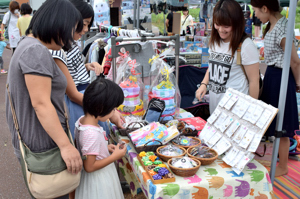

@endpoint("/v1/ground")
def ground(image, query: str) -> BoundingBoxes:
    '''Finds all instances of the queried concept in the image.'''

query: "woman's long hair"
[209,0,247,57]
[251,0,281,38]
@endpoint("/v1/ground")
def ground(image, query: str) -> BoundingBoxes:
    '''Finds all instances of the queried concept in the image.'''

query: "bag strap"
[6,84,21,140]
[6,83,73,145]
[6,12,11,29]
[237,42,249,82]
[182,15,190,26]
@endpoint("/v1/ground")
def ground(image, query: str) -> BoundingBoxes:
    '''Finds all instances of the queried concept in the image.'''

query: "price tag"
[225,121,240,138]
[233,125,248,143]
[207,108,221,124]
[218,92,232,107]
[232,98,250,118]
[256,109,272,129]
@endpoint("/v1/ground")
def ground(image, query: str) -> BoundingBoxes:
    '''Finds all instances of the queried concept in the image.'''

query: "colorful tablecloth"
[116,135,274,199]
[110,109,274,199]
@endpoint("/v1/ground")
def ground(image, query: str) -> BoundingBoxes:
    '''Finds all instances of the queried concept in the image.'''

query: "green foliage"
[151,6,300,35]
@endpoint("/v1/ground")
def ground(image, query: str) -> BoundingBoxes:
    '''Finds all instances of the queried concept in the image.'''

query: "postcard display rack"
[200,88,278,174]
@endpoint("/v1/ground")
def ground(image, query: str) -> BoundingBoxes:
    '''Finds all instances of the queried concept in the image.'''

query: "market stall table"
[109,120,274,199]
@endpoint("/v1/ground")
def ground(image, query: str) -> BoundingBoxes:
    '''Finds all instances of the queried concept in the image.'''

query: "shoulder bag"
[6,84,81,199]
[237,42,263,97]
[4,12,11,40]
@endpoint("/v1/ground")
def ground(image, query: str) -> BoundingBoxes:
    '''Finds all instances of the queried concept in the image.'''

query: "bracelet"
[201,82,207,87]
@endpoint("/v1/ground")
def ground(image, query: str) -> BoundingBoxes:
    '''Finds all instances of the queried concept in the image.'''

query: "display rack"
[109,33,180,85]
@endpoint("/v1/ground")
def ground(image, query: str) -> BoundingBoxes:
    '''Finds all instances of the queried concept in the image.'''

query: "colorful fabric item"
[180,117,207,131]
[135,126,168,147]
[117,100,144,116]
[123,96,140,106]
[152,87,176,98]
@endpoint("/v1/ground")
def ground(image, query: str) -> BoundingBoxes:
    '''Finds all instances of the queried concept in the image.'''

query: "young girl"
[75,77,126,199]
[196,0,260,113]
[251,0,300,177]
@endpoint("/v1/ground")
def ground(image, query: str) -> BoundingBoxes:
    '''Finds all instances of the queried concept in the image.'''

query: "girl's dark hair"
[20,3,32,15]
[25,0,83,51]
[209,0,247,57]
[83,77,124,118]
[69,0,94,32]
[9,1,20,13]
[251,0,280,38]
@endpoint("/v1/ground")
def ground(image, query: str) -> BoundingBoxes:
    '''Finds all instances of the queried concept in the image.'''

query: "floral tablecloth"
[110,109,274,199]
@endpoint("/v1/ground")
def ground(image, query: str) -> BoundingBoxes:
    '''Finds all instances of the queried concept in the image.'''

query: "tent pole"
[270,0,297,184]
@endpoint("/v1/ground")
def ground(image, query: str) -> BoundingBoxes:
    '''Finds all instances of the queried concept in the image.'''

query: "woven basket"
[172,137,201,149]
[156,146,187,162]
[128,135,163,154]
[167,158,201,177]
[119,121,148,136]
[187,146,218,165]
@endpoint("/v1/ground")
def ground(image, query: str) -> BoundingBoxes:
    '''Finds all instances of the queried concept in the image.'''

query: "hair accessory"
[153,167,161,172]
[149,155,158,162]
[158,164,167,168]
[158,167,169,176]
[144,161,153,166]
[139,151,146,157]
[153,160,163,165]
[153,174,162,180]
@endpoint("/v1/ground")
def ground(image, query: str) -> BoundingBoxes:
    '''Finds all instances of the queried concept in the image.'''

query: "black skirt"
[260,65,298,137]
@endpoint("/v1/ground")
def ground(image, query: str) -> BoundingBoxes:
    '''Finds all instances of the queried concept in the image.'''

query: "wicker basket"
[167,158,201,177]
[119,121,148,136]
[187,146,218,165]
[172,137,201,149]
[128,135,163,154]
[156,146,187,162]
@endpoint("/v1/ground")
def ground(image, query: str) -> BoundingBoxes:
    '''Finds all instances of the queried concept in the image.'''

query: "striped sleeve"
[66,44,90,86]
[50,49,68,66]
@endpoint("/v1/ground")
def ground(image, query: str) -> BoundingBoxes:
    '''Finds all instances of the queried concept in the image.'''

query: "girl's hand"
[108,144,116,153]
[85,62,103,75]
[196,84,207,101]
[112,143,127,160]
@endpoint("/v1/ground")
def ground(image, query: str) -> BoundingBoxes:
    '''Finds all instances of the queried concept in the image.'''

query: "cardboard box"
[172,12,181,34]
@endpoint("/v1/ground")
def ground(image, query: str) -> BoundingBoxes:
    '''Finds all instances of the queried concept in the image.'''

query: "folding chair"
[178,65,210,120]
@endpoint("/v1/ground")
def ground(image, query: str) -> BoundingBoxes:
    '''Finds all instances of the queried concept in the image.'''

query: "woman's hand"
[60,143,83,174]
[110,110,125,129]
[85,62,103,76]
[107,144,116,153]
[196,84,207,100]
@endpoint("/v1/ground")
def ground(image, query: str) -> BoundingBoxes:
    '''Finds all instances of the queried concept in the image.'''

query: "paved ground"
[0,49,31,198]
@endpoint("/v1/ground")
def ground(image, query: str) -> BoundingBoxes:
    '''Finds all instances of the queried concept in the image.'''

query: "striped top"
[50,44,90,86]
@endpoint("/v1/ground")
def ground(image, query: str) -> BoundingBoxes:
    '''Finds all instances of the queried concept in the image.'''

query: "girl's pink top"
[75,116,110,160]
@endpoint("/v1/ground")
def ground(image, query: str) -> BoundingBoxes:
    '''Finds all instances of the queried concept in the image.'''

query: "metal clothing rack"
[109,33,180,85]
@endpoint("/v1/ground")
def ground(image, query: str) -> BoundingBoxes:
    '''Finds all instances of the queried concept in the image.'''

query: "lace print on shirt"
[208,52,234,94]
